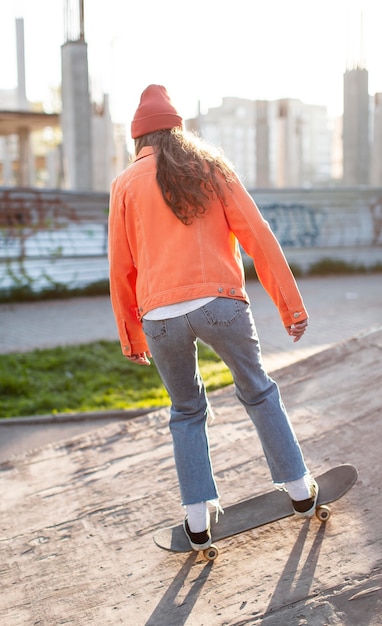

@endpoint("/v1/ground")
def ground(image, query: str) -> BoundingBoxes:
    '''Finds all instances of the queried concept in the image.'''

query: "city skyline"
[1,0,382,131]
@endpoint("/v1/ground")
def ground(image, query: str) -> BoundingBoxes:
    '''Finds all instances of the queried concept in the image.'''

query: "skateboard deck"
[153,464,358,558]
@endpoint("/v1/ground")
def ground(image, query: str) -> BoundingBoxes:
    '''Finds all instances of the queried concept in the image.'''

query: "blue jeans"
[142,298,308,505]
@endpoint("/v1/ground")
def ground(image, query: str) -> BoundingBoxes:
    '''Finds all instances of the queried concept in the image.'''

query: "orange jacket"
[108,147,308,356]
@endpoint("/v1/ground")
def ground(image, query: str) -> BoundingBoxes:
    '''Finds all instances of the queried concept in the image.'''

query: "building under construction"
[0,1,127,192]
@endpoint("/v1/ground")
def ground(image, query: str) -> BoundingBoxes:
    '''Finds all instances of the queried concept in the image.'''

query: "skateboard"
[153,464,358,561]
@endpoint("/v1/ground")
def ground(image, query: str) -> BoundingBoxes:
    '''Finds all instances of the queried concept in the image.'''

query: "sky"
[0,0,381,131]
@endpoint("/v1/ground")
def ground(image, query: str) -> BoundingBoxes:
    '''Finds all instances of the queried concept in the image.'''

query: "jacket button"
[218,287,224,293]
[230,288,236,295]
[293,312,301,318]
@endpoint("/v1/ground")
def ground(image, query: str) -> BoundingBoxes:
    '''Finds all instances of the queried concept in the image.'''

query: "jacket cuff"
[282,307,309,327]
[118,320,149,356]
[121,338,149,356]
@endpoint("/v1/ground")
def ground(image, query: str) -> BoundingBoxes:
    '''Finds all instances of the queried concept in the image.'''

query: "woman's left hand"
[287,319,308,343]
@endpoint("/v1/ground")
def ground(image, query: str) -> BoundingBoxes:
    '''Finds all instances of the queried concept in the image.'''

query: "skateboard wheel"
[316,505,331,522]
[203,544,219,561]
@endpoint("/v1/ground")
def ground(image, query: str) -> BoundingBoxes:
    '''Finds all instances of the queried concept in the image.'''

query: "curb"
[0,406,164,426]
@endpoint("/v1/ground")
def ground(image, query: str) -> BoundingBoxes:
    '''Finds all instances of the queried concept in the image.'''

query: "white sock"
[185,502,209,532]
[285,475,311,501]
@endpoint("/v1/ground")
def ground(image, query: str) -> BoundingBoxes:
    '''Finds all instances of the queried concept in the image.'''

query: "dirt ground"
[0,326,381,625]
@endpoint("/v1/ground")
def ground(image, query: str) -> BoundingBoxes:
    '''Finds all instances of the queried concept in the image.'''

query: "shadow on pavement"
[145,552,214,626]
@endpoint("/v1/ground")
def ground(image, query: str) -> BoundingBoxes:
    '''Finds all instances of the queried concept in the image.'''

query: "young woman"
[108,85,318,551]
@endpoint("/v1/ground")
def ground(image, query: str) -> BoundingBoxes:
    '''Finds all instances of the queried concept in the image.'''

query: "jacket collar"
[134,146,155,162]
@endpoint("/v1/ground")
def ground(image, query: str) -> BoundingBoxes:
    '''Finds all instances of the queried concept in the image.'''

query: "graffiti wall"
[0,187,109,294]
[252,188,382,249]
[0,186,381,296]
[248,188,382,271]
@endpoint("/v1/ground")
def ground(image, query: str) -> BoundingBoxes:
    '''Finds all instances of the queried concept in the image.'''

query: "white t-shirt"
[143,297,216,320]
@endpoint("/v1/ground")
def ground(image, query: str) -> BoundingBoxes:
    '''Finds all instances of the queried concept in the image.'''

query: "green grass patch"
[0,279,110,304]
[0,340,233,419]
[308,258,382,276]
[244,258,382,279]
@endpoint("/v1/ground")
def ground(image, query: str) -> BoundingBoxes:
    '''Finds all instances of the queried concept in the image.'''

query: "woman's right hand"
[287,319,308,343]
[125,352,152,366]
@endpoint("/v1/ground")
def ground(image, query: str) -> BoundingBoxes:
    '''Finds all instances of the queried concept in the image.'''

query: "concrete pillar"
[256,101,270,188]
[16,18,28,109]
[18,127,31,186]
[370,93,382,186]
[343,68,370,185]
[1,137,13,185]
[61,40,93,190]
[92,94,115,191]
[15,18,32,187]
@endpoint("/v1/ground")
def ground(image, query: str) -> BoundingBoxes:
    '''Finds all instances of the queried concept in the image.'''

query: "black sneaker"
[292,478,319,517]
[183,517,212,551]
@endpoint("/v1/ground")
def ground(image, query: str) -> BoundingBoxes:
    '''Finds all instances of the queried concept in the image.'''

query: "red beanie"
[131,85,183,139]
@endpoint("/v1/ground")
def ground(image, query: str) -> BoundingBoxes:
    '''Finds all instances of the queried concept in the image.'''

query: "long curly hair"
[134,128,235,225]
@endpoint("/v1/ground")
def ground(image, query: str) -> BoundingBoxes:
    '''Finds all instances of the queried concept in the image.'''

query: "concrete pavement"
[0,318,381,624]
[1,273,381,363]
[1,274,382,624]
[0,274,381,460]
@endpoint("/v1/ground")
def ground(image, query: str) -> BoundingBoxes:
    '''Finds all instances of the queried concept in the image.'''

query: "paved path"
[1,325,381,625]
[1,275,381,371]
[1,274,381,459]
[1,275,382,624]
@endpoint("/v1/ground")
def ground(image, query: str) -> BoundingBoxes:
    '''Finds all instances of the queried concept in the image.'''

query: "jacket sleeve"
[108,179,149,356]
[223,175,308,327]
